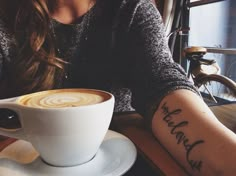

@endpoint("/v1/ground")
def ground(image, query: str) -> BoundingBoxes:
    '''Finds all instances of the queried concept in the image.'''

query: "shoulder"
[99,0,157,17]
[113,0,156,8]
[118,0,157,13]
[109,0,161,32]
[112,0,157,16]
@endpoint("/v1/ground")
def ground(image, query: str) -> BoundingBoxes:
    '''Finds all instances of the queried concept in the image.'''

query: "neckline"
[51,17,83,28]
[50,1,98,27]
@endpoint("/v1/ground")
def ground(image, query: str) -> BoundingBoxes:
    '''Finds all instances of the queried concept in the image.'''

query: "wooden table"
[210,103,236,133]
[0,103,235,176]
[111,113,189,176]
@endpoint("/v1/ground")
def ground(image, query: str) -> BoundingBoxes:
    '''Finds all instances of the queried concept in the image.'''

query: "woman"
[0,0,236,175]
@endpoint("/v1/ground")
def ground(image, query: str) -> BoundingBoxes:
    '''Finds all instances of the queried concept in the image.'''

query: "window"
[187,0,236,81]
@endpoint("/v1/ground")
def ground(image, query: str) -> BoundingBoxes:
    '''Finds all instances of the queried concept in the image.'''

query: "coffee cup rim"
[15,88,114,110]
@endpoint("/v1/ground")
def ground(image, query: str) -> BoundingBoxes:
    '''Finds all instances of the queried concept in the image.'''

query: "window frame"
[184,0,236,55]
[189,0,225,7]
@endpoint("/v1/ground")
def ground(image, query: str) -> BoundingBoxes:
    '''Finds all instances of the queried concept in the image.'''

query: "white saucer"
[0,130,137,176]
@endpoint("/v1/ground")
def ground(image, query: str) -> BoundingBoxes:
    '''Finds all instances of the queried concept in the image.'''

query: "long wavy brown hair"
[0,0,64,98]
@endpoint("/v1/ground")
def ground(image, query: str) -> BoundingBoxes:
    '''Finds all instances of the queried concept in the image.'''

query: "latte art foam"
[19,90,107,108]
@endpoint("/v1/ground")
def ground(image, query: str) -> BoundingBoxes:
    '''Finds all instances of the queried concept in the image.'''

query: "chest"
[55,23,115,89]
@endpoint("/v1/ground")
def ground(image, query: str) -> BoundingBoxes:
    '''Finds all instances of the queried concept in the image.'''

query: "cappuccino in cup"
[17,89,110,108]
[0,88,115,167]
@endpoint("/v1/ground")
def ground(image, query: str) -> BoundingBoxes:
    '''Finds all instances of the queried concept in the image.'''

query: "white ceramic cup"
[0,88,115,167]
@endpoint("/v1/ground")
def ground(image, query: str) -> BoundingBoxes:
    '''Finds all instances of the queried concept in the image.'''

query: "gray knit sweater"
[0,0,198,125]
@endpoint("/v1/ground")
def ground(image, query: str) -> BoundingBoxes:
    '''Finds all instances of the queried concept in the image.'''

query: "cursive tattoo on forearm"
[161,102,204,171]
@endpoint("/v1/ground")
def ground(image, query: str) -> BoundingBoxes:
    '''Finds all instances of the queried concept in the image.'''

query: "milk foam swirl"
[20,91,106,108]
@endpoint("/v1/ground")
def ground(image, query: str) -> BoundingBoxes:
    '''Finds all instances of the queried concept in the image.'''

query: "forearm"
[152,89,236,176]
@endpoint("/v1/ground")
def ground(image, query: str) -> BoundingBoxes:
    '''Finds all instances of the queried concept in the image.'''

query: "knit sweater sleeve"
[0,48,3,80]
[116,0,199,126]
[0,18,6,80]
[0,16,17,88]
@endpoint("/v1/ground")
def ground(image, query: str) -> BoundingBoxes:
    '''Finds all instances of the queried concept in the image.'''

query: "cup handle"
[0,103,26,140]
